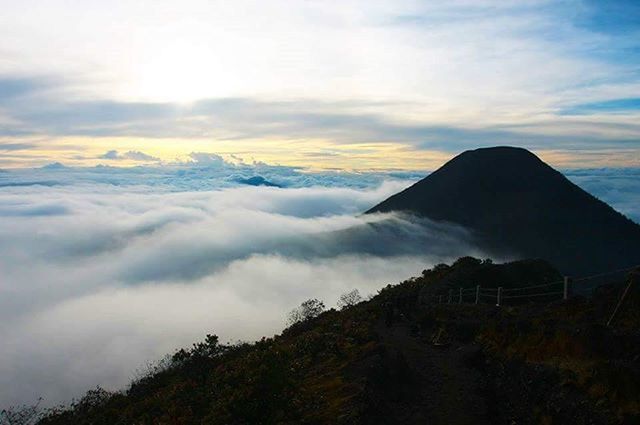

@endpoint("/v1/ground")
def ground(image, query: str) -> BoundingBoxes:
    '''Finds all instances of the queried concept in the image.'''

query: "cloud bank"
[98,150,160,162]
[0,154,427,192]
[565,167,640,223]
[0,162,637,408]
[0,171,485,408]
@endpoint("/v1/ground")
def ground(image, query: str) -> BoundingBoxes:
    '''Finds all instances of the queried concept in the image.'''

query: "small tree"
[287,299,325,325]
[337,289,363,310]
[191,334,223,358]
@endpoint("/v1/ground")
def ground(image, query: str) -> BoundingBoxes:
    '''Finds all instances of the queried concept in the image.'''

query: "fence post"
[448,289,452,304]
[497,287,502,307]
[459,288,463,304]
[475,285,480,304]
[563,276,572,300]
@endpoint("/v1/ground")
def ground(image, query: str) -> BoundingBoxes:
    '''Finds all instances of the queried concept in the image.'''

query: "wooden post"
[563,276,572,300]
[459,288,463,304]
[475,285,480,304]
[448,289,452,304]
[497,286,503,307]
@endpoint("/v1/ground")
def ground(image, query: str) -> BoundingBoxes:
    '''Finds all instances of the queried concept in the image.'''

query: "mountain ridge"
[34,258,640,424]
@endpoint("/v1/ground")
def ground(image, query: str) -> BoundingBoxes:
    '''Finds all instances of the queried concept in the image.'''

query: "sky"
[1,0,640,411]
[0,0,639,169]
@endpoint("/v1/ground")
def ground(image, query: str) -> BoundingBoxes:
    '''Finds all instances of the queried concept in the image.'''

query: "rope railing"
[572,265,636,282]
[502,280,563,292]
[502,291,563,299]
[426,264,639,307]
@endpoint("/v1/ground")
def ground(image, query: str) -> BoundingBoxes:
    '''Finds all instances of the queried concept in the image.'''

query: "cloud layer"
[565,167,640,223]
[1,1,639,168]
[0,160,638,408]
[0,170,485,408]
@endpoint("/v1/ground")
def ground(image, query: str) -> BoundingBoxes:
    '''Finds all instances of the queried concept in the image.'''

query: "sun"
[133,43,211,103]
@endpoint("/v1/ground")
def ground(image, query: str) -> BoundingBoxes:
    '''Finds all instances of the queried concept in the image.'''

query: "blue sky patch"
[561,98,640,115]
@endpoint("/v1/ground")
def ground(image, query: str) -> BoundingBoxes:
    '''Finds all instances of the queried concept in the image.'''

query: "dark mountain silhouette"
[367,146,640,276]
[234,175,281,187]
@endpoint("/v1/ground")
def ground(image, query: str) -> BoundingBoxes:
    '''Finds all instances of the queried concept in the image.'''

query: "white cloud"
[0,156,426,191]
[0,254,440,407]
[0,177,483,407]
[98,150,160,162]
[1,0,638,162]
[566,167,640,223]
[188,152,227,167]
[0,160,637,407]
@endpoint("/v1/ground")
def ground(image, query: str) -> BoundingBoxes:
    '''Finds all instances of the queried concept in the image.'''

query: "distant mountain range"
[234,175,281,187]
[367,146,640,276]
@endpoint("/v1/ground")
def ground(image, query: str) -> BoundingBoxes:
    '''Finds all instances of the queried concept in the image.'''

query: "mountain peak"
[367,147,640,275]
[458,145,539,158]
[451,146,544,169]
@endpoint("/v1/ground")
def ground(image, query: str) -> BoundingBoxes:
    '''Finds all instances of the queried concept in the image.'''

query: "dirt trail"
[375,321,491,425]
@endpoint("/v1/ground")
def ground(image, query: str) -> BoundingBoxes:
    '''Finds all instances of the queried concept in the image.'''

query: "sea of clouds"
[564,168,640,224]
[0,158,638,408]
[0,158,481,408]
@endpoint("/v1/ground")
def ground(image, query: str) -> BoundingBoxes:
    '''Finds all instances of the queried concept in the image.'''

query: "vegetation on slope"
[6,257,637,424]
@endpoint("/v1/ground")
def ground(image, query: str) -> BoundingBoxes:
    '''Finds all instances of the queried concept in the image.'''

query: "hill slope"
[34,258,640,424]
[367,146,640,275]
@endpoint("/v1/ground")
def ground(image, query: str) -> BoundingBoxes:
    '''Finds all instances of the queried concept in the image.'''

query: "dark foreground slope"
[36,258,640,425]
[367,147,640,276]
